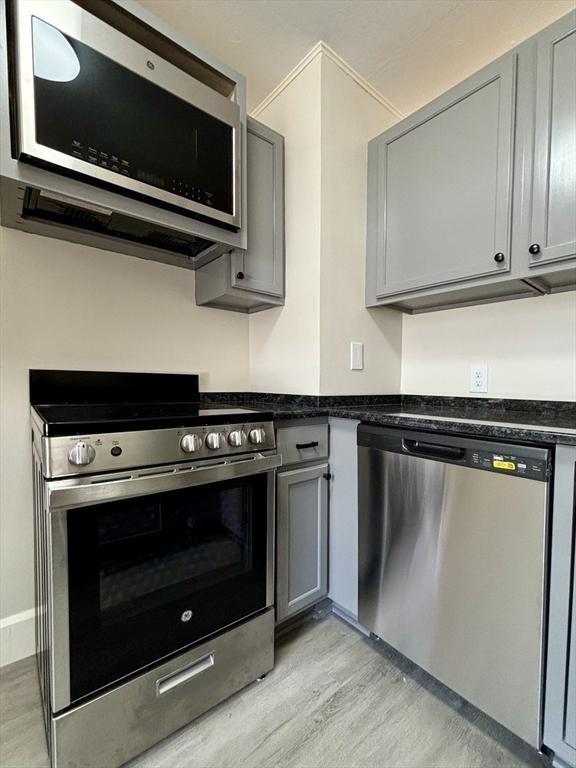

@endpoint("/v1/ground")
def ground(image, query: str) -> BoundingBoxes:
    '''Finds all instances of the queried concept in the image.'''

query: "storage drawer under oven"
[276,423,329,466]
[51,609,274,768]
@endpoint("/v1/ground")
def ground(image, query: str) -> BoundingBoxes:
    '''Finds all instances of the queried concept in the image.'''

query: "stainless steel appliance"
[358,425,550,748]
[9,0,241,229]
[31,370,279,768]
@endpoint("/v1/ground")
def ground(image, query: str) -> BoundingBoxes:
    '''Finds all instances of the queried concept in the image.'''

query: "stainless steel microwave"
[10,0,241,229]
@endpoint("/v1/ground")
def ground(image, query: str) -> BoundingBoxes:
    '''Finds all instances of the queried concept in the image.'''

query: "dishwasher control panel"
[470,450,548,480]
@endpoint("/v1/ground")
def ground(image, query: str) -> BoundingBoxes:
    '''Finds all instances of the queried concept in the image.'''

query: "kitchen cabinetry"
[524,14,576,278]
[195,118,285,312]
[368,53,516,298]
[366,10,576,313]
[328,418,360,620]
[275,422,329,623]
[545,444,576,768]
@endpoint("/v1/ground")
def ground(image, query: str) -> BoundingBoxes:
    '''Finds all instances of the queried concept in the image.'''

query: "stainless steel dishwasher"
[358,425,551,748]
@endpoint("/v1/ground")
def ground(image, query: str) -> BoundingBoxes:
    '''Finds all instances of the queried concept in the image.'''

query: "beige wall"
[249,48,403,395]
[248,56,323,394]
[319,55,402,395]
[0,227,249,622]
[401,292,576,400]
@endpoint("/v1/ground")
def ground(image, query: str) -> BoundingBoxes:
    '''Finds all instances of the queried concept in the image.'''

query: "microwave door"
[14,1,241,228]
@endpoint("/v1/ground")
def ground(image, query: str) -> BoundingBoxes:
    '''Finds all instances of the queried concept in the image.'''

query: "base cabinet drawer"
[276,464,329,622]
[276,423,329,467]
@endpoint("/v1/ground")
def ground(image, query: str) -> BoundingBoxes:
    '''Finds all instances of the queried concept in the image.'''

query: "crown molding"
[251,40,405,120]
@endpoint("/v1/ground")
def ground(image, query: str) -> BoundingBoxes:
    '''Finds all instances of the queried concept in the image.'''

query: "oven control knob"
[228,429,247,448]
[180,433,202,453]
[206,432,224,450]
[68,441,96,466]
[249,428,266,445]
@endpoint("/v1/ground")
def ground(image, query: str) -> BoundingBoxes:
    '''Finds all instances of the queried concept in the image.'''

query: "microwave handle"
[47,452,282,510]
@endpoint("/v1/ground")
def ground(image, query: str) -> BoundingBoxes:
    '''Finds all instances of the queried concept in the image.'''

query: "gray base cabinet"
[366,10,576,313]
[327,418,360,619]
[195,118,285,312]
[276,463,329,622]
[544,445,576,768]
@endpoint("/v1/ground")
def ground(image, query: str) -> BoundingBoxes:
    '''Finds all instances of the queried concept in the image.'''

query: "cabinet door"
[231,118,284,297]
[566,550,576,751]
[529,13,576,268]
[369,53,516,298]
[276,464,328,622]
[544,445,576,767]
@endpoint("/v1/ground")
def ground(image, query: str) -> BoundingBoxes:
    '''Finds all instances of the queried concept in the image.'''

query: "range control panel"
[470,450,549,480]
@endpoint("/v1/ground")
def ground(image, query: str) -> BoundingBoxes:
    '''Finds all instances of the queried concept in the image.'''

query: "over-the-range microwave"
[8,0,241,230]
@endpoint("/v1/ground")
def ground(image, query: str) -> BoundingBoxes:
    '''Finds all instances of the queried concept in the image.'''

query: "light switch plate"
[350,342,364,370]
[469,364,488,393]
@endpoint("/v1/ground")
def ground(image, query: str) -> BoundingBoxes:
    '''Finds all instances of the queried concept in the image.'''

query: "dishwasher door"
[358,426,550,748]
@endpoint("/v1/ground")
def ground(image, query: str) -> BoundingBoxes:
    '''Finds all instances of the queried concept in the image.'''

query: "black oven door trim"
[46,452,279,712]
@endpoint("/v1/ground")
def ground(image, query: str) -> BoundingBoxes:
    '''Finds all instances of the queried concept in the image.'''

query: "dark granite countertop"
[200,393,576,446]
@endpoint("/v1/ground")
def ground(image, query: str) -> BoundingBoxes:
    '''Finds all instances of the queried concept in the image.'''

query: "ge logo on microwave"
[181,609,193,623]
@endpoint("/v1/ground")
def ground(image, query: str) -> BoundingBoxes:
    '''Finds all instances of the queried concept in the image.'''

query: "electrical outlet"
[469,364,488,393]
[350,342,364,370]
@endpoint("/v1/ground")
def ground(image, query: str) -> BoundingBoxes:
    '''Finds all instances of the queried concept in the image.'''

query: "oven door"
[46,453,278,711]
[12,0,241,227]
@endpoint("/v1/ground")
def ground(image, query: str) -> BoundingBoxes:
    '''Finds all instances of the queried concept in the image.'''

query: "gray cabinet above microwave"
[0,0,247,270]
[366,11,576,313]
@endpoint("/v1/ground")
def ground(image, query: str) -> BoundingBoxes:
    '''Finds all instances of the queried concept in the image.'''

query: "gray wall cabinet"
[544,445,576,768]
[368,53,516,298]
[366,10,576,313]
[525,15,576,275]
[276,463,329,623]
[195,118,285,312]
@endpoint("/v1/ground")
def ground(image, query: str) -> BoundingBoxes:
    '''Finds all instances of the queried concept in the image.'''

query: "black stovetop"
[29,370,272,436]
[32,403,273,436]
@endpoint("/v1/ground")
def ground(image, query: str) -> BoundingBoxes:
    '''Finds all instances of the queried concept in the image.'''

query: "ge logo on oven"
[181,609,193,622]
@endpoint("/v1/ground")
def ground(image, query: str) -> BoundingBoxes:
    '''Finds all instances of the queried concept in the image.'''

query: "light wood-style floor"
[0,614,549,768]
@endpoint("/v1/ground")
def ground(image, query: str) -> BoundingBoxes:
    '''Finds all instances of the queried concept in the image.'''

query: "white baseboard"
[0,608,35,667]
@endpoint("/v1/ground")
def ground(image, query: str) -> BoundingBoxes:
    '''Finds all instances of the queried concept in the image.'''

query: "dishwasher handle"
[402,438,466,462]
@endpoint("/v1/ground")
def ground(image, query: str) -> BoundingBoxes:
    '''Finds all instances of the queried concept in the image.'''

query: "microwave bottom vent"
[21,187,217,262]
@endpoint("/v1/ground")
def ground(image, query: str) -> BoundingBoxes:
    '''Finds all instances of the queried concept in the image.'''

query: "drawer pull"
[296,441,319,450]
[156,652,215,696]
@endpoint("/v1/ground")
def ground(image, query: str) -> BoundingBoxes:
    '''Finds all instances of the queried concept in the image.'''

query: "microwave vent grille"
[20,188,216,262]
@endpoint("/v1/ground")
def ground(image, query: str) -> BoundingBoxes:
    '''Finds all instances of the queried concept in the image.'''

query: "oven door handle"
[47,452,282,510]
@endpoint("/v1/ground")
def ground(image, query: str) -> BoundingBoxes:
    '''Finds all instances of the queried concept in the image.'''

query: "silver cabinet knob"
[68,441,96,466]
[228,429,247,448]
[180,433,202,453]
[249,428,266,445]
[206,432,224,450]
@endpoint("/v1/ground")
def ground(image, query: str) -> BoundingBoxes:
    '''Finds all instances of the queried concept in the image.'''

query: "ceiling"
[140,0,574,116]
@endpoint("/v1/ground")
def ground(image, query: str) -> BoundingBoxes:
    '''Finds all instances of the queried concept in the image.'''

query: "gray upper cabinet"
[367,10,576,313]
[195,118,285,312]
[368,53,516,300]
[528,14,576,270]
[276,463,329,623]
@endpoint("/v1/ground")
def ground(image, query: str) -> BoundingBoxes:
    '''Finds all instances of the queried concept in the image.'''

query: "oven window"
[67,474,268,703]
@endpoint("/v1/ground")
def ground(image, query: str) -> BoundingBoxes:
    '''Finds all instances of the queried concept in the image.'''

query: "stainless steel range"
[30,370,280,768]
